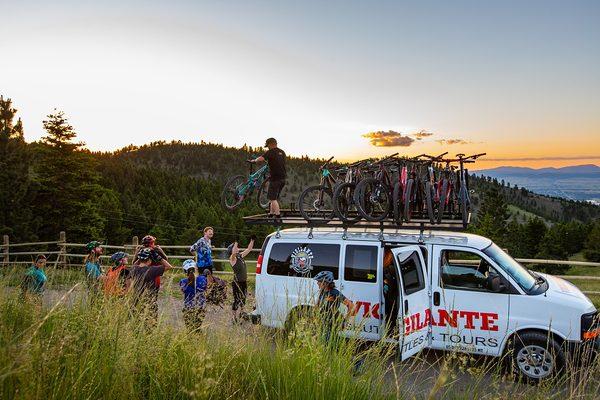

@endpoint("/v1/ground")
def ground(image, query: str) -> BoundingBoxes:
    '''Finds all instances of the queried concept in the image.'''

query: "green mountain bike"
[221,160,270,211]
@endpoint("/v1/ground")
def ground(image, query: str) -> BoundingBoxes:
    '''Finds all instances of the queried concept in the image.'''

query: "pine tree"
[474,186,509,246]
[32,110,105,241]
[0,96,33,240]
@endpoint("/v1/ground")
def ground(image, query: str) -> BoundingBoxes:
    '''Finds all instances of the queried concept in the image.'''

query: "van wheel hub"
[517,345,553,379]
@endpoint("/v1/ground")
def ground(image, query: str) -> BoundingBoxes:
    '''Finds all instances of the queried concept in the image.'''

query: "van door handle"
[404,300,408,314]
[433,292,440,306]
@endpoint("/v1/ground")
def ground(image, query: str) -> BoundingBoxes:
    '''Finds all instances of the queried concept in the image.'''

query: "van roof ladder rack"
[243,210,469,232]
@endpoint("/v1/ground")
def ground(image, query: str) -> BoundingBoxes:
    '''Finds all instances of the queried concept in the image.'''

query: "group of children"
[20,226,351,342]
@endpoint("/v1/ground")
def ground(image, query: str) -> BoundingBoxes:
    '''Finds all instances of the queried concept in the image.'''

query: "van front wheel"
[511,331,565,383]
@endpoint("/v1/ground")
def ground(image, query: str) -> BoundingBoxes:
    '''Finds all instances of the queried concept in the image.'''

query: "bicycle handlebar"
[320,156,335,169]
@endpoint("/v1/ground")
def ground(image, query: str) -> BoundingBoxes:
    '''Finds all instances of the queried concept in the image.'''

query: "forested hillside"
[1,96,599,268]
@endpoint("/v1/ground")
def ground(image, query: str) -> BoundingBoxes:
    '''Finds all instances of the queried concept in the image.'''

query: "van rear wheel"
[511,331,565,383]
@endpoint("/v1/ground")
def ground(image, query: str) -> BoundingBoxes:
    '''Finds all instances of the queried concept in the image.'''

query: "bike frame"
[237,163,269,198]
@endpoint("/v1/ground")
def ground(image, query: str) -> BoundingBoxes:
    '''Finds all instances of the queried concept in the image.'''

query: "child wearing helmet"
[104,252,130,296]
[313,271,353,342]
[84,241,104,295]
[133,235,168,292]
[21,254,47,305]
[179,259,208,331]
[130,247,174,325]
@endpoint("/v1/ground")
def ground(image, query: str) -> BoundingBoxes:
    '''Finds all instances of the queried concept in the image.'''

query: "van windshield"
[483,243,537,292]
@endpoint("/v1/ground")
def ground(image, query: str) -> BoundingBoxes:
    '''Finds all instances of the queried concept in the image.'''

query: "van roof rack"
[243,209,469,234]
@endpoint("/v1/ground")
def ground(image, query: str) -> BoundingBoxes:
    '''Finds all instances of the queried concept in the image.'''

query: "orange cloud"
[362,130,415,147]
[436,138,471,145]
[413,130,434,140]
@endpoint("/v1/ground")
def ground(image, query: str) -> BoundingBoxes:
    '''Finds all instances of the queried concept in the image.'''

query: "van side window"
[344,245,377,283]
[266,243,340,278]
[440,250,503,293]
[398,252,425,295]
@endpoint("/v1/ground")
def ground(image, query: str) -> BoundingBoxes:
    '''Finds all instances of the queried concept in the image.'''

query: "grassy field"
[2,265,600,399]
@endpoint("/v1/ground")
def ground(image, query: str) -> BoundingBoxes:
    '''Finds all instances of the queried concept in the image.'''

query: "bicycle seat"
[456,153,465,158]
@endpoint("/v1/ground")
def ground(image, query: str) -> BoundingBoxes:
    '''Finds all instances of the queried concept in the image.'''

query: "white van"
[251,227,599,382]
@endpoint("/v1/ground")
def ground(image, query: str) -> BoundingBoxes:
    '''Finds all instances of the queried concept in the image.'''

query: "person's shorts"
[231,280,247,311]
[267,179,285,201]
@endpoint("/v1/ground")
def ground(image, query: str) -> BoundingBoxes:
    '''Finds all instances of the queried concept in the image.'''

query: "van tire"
[510,331,565,384]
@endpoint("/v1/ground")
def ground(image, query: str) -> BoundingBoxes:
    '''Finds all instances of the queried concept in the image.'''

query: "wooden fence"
[2,232,600,291]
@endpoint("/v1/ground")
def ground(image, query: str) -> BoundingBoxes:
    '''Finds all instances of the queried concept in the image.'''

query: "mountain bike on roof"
[332,159,370,223]
[298,156,342,222]
[397,152,447,224]
[353,153,399,222]
[454,152,486,227]
[221,159,270,211]
[436,153,485,226]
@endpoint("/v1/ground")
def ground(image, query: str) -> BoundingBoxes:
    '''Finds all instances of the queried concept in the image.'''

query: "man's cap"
[227,243,236,256]
[264,137,277,147]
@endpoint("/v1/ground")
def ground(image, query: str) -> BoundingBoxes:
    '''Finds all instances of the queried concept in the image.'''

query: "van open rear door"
[392,246,430,361]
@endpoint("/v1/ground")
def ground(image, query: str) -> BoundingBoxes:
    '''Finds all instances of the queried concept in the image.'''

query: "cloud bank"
[362,130,415,147]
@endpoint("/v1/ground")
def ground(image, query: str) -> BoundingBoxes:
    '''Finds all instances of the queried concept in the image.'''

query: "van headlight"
[581,312,600,341]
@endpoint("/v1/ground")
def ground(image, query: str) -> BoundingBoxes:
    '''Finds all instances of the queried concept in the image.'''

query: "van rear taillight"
[256,254,264,274]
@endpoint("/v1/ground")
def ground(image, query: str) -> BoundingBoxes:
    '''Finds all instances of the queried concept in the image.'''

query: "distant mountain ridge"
[475,164,600,203]
[477,164,600,178]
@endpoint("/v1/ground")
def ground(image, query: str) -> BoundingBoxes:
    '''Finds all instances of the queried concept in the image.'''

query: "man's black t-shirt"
[263,148,286,180]
[131,265,165,299]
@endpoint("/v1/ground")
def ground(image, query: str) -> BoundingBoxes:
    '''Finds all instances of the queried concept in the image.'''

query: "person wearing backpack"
[104,251,131,296]
[130,248,173,326]
[179,259,207,331]
[84,241,104,296]
[133,235,168,292]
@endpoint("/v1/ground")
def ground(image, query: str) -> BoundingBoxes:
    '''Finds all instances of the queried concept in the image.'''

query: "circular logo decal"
[290,246,314,274]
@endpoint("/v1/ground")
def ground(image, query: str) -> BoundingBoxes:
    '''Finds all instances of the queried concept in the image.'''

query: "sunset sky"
[1,0,598,168]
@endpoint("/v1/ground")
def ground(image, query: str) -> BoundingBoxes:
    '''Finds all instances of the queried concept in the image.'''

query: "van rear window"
[266,243,340,278]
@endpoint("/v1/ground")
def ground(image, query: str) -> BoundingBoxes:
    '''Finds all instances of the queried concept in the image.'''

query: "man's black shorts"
[267,179,285,201]
[232,281,247,311]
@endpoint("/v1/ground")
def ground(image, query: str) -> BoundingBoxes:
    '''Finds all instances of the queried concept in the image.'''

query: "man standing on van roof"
[250,138,286,222]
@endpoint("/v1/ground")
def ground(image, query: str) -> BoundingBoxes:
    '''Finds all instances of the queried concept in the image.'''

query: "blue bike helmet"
[313,271,334,284]
[110,251,128,266]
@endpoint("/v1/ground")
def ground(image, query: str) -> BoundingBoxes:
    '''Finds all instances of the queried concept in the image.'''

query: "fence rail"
[2,232,600,293]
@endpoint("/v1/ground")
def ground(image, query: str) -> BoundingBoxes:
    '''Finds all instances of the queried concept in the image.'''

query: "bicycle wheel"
[257,178,270,210]
[403,179,414,222]
[460,185,469,228]
[298,185,334,222]
[221,175,247,210]
[354,178,391,222]
[392,182,403,226]
[425,181,435,224]
[333,182,361,223]
[437,179,449,224]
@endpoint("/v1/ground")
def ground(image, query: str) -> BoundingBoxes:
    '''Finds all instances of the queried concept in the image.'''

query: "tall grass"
[0,275,392,400]
[1,267,599,399]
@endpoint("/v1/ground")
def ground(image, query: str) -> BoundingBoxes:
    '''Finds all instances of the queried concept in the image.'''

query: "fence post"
[131,236,139,255]
[58,231,66,268]
[2,235,8,265]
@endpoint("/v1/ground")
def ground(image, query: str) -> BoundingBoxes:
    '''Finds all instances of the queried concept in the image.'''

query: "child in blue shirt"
[179,259,207,331]
[21,254,48,303]
[84,241,104,295]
